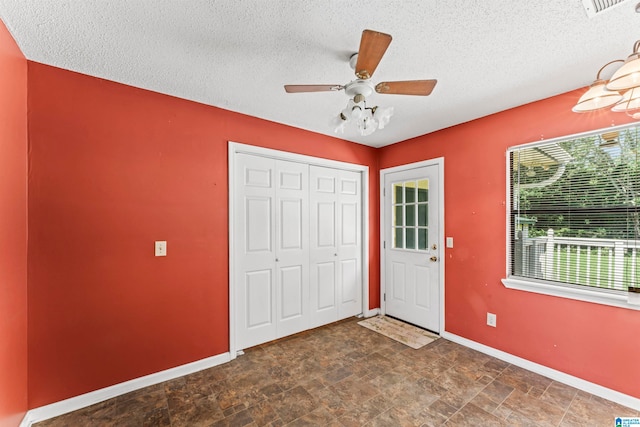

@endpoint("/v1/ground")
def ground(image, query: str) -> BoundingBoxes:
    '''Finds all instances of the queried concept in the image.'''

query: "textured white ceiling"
[0,1,639,147]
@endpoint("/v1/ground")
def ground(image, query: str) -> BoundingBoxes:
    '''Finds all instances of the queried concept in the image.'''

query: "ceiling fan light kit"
[573,40,640,119]
[284,29,437,136]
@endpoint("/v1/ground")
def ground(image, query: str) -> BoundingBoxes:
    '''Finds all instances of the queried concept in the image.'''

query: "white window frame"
[502,123,640,311]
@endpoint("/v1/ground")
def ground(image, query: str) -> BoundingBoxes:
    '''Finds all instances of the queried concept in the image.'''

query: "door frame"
[228,141,370,358]
[380,158,445,333]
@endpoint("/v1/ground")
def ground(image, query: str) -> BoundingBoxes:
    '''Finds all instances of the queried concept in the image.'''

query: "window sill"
[501,277,640,311]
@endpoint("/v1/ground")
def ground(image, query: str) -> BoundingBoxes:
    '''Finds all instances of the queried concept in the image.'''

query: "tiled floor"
[36,317,638,426]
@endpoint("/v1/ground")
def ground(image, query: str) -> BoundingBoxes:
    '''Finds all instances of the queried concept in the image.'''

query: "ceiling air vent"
[581,0,630,17]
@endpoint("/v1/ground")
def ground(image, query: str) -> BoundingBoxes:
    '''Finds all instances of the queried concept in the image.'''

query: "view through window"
[508,125,640,293]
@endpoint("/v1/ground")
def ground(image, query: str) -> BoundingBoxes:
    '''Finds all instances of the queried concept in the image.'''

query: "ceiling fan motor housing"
[344,79,374,98]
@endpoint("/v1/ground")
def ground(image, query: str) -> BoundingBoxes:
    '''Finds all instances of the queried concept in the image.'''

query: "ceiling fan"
[284,29,438,136]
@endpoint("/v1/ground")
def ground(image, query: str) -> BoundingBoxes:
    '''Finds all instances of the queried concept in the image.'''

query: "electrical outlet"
[487,312,497,327]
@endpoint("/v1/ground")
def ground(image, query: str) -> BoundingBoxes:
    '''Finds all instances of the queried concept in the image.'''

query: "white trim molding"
[23,352,231,426]
[363,308,380,318]
[502,277,640,311]
[441,331,640,412]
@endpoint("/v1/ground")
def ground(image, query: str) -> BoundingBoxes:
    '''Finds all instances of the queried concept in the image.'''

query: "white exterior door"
[383,164,441,332]
[309,166,362,328]
[235,154,309,349]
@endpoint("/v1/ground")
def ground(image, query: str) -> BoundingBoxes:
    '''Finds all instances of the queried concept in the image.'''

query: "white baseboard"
[441,331,640,411]
[23,352,231,426]
[19,412,33,427]
[363,308,380,318]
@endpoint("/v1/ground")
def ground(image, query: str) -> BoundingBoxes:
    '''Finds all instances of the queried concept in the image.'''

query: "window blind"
[508,125,640,292]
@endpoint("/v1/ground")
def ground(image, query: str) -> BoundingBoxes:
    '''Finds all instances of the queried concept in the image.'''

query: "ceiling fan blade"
[375,79,438,96]
[355,30,392,80]
[284,84,343,93]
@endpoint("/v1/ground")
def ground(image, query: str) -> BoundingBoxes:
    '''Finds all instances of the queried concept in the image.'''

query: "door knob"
[430,256,438,262]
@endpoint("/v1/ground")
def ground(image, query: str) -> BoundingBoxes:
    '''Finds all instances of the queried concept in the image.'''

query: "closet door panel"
[275,160,309,338]
[309,167,339,328]
[337,170,362,319]
[236,154,277,349]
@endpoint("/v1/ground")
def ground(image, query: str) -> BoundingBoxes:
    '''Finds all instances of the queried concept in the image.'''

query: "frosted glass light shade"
[611,87,640,112]
[572,80,622,112]
[606,55,640,91]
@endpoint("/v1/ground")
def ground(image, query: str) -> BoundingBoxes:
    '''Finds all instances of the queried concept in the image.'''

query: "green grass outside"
[551,247,639,290]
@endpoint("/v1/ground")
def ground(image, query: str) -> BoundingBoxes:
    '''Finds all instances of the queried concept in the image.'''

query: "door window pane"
[418,228,428,250]
[393,183,403,204]
[405,204,415,226]
[418,179,429,202]
[405,181,416,203]
[394,205,403,226]
[405,228,416,249]
[418,204,428,226]
[394,227,403,248]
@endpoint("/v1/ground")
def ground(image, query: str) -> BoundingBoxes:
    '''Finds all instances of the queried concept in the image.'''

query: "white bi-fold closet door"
[309,165,362,329]
[234,152,362,350]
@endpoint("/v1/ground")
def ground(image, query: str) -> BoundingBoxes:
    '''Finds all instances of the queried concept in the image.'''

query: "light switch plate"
[487,312,497,327]
[155,241,167,257]
[446,237,454,248]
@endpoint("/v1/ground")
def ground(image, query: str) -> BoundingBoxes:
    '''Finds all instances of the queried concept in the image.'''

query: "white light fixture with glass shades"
[573,41,640,119]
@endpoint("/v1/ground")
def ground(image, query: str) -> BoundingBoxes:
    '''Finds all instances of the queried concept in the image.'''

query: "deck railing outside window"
[515,228,640,291]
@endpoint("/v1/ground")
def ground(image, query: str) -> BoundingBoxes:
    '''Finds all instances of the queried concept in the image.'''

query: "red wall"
[379,92,640,398]
[0,19,28,427]
[25,57,640,408]
[26,62,379,407]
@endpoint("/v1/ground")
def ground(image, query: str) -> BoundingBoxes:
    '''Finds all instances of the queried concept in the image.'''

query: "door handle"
[430,256,438,262]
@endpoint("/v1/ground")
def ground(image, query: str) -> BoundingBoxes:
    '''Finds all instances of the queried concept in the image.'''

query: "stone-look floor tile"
[336,394,391,427]
[480,380,514,405]
[445,403,506,426]
[492,403,512,420]
[564,392,638,425]
[483,358,510,377]
[311,384,354,418]
[285,407,337,426]
[268,385,319,424]
[469,392,501,414]
[368,406,423,427]
[504,409,543,426]
[246,400,279,426]
[366,369,407,389]
[168,393,225,427]
[419,357,456,380]
[539,380,578,411]
[435,368,486,409]
[329,376,379,407]
[386,378,441,410]
[32,317,639,427]
[209,408,255,427]
[142,406,171,427]
[496,365,553,395]
[117,383,167,416]
[320,365,353,385]
[427,398,458,422]
[501,388,564,427]
[43,400,119,427]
